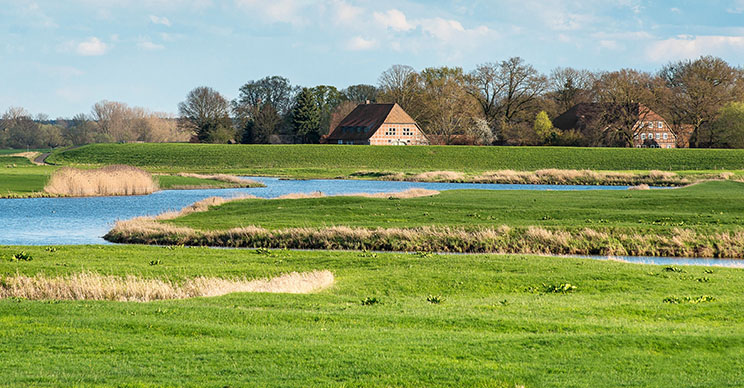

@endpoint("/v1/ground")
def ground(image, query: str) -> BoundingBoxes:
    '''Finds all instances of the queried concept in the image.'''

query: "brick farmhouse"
[553,103,690,148]
[324,103,429,145]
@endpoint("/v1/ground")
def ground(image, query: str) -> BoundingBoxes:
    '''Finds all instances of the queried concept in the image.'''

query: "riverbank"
[105,181,744,258]
[1,244,742,386]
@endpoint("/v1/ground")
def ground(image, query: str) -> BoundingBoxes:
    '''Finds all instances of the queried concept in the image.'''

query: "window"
[648,133,653,139]
[385,127,396,136]
[663,133,668,140]
[641,134,646,140]
[338,140,343,144]
[402,128,413,136]
[667,145,672,149]
[648,121,654,128]
[658,122,664,129]
[656,133,661,139]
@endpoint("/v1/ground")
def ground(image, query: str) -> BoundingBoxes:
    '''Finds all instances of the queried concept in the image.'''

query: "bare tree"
[418,67,480,145]
[178,87,234,143]
[549,67,595,112]
[377,65,420,114]
[592,69,655,146]
[467,58,548,142]
[657,56,744,147]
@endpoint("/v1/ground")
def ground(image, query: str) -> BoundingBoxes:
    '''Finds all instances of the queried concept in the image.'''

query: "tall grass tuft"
[0,270,334,302]
[44,165,159,197]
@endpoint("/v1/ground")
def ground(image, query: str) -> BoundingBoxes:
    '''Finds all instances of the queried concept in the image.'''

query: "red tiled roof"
[326,103,417,141]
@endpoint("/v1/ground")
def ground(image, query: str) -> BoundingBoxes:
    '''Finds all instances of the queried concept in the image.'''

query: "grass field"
[0,245,742,387]
[167,181,744,233]
[48,143,744,176]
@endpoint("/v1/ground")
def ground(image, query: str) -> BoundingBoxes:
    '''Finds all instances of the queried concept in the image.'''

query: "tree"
[342,84,378,103]
[658,56,744,147]
[91,100,136,142]
[467,58,548,143]
[378,65,420,113]
[308,85,345,135]
[417,67,481,145]
[291,88,322,143]
[549,67,594,113]
[592,69,655,146]
[534,111,556,143]
[178,87,234,143]
[242,103,282,144]
[706,102,744,148]
[63,114,97,145]
[234,76,297,117]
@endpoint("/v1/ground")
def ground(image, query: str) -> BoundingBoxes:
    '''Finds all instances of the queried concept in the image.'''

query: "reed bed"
[44,165,159,196]
[355,169,696,186]
[0,270,334,302]
[105,218,744,259]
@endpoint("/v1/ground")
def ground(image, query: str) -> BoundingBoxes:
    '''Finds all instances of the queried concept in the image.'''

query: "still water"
[0,177,642,245]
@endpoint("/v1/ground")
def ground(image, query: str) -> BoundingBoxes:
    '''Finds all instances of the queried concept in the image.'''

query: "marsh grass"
[0,270,334,302]
[171,173,263,188]
[105,221,744,258]
[44,165,158,196]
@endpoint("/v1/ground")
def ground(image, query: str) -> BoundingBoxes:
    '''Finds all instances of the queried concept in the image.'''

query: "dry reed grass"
[105,219,744,259]
[7,151,42,164]
[0,270,334,302]
[628,184,651,190]
[175,173,261,186]
[44,165,159,197]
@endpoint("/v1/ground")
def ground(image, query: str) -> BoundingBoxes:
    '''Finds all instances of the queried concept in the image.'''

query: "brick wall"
[369,123,429,145]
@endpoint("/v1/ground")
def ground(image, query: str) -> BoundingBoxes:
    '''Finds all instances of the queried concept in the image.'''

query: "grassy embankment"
[0,244,743,387]
[49,143,744,181]
[0,151,262,198]
[107,181,744,258]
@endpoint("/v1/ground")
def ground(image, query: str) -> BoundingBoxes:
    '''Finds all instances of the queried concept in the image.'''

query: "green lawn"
[0,245,742,387]
[169,181,744,234]
[48,143,744,175]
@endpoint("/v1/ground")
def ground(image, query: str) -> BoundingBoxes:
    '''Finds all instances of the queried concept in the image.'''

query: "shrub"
[663,295,716,304]
[361,297,380,306]
[426,295,444,304]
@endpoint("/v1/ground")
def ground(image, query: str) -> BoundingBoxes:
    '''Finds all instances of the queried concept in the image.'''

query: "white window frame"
[641,134,646,140]
[663,133,668,140]
[658,121,663,129]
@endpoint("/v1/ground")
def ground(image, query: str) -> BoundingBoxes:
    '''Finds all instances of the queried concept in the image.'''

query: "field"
[107,181,744,257]
[48,143,744,176]
[1,245,743,387]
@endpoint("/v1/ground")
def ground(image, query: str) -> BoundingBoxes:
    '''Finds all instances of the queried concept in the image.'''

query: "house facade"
[324,103,428,145]
[553,103,681,148]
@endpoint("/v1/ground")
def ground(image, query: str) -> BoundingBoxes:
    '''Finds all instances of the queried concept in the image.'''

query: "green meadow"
[49,143,744,175]
[1,245,743,387]
[168,181,744,233]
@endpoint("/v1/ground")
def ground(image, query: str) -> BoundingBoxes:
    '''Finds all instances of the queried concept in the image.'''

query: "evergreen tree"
[291,88,322,143]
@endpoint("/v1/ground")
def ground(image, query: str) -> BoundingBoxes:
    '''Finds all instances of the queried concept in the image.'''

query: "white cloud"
[420,17,492,43]
[347,36,377,51]
[646,35,744,62]
[76,37,108,56]
[138,40,165,50]
[373,9,414,32]
[234,0,307,25]
[332,0,362,25]
[149,15,172,26]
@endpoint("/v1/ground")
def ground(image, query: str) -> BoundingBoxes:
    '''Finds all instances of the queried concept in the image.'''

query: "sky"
[2,0,744,118]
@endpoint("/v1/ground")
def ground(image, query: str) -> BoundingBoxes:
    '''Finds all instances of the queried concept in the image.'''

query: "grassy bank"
[1,245,743,386]
[49,143,744,174]
[106,181,744,257]
[0,164,262,198]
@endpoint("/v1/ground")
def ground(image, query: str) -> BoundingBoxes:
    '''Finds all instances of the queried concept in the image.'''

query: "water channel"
[2,177,732,268]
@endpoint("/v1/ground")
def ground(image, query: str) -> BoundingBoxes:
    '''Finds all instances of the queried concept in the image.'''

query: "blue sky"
[2,0,744,117]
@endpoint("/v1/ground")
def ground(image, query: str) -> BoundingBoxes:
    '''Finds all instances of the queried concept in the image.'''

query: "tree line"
[3,55,744,149]
[0,101,188,149]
